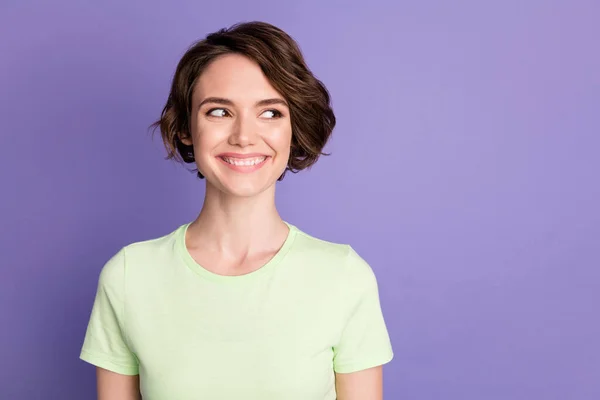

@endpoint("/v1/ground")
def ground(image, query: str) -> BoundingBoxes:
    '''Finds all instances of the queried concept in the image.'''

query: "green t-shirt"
[80,222,393,399]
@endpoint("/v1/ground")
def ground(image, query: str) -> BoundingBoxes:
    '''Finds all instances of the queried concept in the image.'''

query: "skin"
[335,366,384,400]
[97,53,383,399]
[96,368,140,400]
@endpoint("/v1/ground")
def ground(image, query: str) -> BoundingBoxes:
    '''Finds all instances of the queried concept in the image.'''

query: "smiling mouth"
[220,156,268,166]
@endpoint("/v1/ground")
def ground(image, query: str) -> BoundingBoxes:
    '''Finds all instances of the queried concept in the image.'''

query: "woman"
[80,21,393,399]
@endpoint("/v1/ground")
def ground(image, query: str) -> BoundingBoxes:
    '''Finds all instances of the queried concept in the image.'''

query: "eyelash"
[263,109,284,118]
[205,108,284,119]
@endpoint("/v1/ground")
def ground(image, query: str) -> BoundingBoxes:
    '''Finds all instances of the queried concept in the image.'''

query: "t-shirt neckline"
[177,221,298,283]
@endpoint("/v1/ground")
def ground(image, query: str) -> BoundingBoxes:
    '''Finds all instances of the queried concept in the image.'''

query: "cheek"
[266,131,292,171]
[269,127,292,175]
[269,124,293,152]
[194,123,227,154]
[190,124,221,175]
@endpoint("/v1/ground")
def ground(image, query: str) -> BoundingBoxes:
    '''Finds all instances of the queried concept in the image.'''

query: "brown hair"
[151,21,336,180]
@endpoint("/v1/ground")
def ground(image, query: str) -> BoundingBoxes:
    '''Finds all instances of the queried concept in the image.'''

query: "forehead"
[193,53,282,102]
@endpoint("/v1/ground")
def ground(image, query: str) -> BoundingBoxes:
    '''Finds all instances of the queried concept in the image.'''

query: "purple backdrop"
[1,0,599,398]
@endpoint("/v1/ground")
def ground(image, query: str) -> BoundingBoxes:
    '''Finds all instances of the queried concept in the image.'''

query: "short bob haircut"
[151,21,336,180]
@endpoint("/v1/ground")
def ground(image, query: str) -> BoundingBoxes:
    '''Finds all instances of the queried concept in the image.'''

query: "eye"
[260,109,283,119]
[207,108,230,118]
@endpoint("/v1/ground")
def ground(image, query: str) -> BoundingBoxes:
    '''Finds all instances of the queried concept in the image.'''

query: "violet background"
[1,0,599,398]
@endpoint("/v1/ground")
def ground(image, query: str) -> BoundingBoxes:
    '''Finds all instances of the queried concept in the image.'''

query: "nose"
[228,112,258,147]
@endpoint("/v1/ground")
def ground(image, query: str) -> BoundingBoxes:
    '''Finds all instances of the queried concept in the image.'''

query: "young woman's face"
[185,53,292,198]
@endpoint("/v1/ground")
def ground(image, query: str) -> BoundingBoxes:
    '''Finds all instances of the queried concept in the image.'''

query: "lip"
[217,154,271,173]
[217,152,269,159]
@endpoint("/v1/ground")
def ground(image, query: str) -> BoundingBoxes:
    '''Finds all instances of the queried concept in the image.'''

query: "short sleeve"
[333,246,394,374]
[80,248,139,375]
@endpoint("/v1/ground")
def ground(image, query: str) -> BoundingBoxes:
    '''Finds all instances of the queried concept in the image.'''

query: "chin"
[226,185,275,199]
[202,159,286,198]
[213,175,278,198]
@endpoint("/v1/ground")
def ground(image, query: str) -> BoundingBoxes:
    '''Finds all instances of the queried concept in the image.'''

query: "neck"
[188,182,287,255]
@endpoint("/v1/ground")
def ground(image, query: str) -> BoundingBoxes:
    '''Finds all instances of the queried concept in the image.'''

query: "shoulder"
[122,224,182,263]
[290,225,377,285]
[97,224,184,286]
[292,226,349,259]
[96,247,126,289]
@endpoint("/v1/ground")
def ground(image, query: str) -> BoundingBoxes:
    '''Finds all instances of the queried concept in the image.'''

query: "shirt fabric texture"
[80,222,393,399]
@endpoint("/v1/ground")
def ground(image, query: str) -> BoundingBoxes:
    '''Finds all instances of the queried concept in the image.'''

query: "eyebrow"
[198,97,289,109]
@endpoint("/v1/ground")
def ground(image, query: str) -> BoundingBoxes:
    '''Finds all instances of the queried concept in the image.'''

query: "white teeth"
[223,156,266,166]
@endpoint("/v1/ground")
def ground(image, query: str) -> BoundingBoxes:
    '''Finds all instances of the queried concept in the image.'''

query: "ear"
[179,133,193,146]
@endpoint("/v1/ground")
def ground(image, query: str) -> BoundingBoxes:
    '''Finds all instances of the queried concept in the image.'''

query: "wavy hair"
[150,21,336,180]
